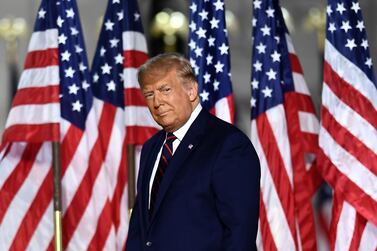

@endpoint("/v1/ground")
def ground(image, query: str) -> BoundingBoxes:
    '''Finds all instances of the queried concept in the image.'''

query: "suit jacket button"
[146,241,152,247]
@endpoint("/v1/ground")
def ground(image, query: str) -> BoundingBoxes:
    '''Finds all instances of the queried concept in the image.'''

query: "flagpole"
[127,145,136,218]
[52,142,63,251]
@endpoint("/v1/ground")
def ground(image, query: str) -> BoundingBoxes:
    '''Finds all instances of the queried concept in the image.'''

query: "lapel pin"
[188,144,193,150]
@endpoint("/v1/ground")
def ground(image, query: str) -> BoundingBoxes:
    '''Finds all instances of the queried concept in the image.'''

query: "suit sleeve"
[212,131,260,251]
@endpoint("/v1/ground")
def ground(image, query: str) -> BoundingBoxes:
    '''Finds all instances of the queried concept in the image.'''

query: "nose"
[153,91,162,108]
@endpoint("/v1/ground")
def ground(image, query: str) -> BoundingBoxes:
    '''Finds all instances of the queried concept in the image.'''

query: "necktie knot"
[166,132,176,144]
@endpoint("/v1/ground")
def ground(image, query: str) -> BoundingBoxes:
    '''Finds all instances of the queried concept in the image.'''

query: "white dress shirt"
[148,104,202,208]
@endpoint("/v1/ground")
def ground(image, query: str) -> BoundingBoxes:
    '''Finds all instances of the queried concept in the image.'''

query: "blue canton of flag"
[37,0,93,130]
[188,0,234,123]
[250,0,295,120]
[92,0,128,107]
[326,0,376,84]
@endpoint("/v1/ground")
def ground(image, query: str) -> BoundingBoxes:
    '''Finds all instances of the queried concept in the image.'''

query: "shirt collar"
[172,103,202,142]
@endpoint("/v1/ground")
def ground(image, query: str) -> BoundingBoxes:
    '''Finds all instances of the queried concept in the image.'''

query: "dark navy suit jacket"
[126,109,260,251]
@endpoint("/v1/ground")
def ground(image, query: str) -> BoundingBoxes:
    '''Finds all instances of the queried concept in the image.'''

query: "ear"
[186,82,198,102]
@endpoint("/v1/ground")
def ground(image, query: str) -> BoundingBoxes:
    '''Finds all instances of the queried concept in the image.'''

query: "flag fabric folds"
[90,0,158,249]
[318,0,377,249]
[250,0,321,250]
[188,0,234,123]
[0,0,101,249]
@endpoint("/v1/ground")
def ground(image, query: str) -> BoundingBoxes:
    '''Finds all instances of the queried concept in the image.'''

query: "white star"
[68,83,80,95]
[66,8,75,18]
[82,80,90,91]
[101,63,112,74]
[57,16,64,27]
[328,23,336,33]
[75,45,83,53]
[65,67,75,78]
[189,21,196,31]
[356,20,364,31]
[115,53,124,64]
[262,86,273,98]
[79,62,87,72]
[134,12,140,21]
[117,11,124,21]
[105,19,115,30]
[190,3,197,13]
[72,100,83,112]
[208,36,216,47]
[70,27,79,36]
[250,97,257,107]
[214,61,224,73]
[119,73,125,82]
[360,39,368,50]
[203,72,211,83]
[253,0,262,9]
[274,36,280,43]
[93,73,99,83]
[206,54,213,65]
[213,0,224,11]
[340,21,351,33]
[38,8,46,19]
[218,43,229,55]
[210,17,220,29]
[213,80,220,91]
[189,39,196,50]
[271,50,281,62]
[326,5,333,16]
[266,7,275,18]
[113,0,120,3]
[266,68,277,80]
[351,2,360,13]
[196,27,206,38]
[61,50,71,62]
[336,3,346,15]
[256,43,266,54]
[107,80,116,91]
[100,47,106,56]
[200,90,210,102]
[251,79,259,89]
[199,10,209,20]
[365,58,372,68]
[252,18,257,27]
[253,60,262,72]
[110,37,120,48]
[195,46,203,57]
[261,25,271,36]
[345,39,357,50]
[58,34,67,44]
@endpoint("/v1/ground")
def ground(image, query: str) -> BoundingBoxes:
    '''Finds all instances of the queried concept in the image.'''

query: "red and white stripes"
[318,39,377,250]
[252,34,320,251]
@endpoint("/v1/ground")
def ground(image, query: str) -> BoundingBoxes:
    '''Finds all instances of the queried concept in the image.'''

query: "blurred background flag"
[188,0,234,123]
[0,0,107,250]
[318,0,377,249]
[250,0,321,250]
[90,0,158,249]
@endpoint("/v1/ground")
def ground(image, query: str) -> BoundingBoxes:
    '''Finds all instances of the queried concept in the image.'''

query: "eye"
[144,92,154,99]
[161,87,171,94]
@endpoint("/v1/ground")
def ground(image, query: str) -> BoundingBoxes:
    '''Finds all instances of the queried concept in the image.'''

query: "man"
[126,53,260,251]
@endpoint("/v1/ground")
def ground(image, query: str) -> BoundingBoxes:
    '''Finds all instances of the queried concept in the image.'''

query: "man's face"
[141,69,197,132]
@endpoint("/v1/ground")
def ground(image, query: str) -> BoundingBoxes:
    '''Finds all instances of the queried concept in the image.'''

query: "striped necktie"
[150,132,177,215]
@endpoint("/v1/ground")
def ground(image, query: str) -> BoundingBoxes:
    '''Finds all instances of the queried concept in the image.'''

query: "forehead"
[141,69,179,90]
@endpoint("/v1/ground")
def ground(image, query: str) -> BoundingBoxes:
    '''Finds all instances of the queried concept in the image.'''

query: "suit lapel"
[149,110,209,223]
[140,131,165,227]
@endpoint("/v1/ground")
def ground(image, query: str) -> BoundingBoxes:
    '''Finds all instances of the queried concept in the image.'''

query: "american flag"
[250,0,321,250]
[188,0,234,123]
[90,0,158,249]
[0,0,103,250]
[318,0,377,249]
